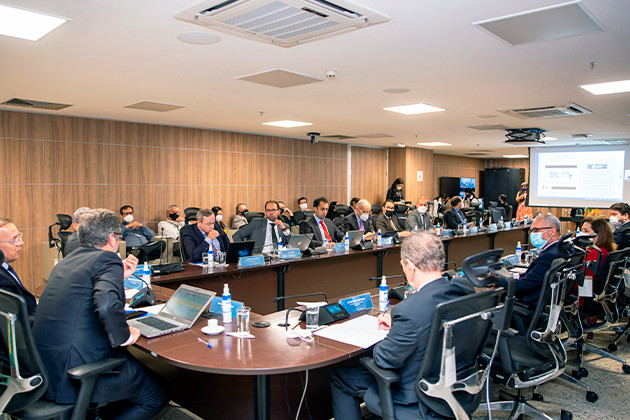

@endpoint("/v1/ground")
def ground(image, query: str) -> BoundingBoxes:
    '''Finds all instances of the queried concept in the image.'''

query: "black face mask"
[241,209,248,215]
[385,210,394,217]
[168,213,179,221]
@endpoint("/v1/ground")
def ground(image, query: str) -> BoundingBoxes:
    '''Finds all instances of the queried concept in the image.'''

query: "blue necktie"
[457,210,465,223]
[5,265,22,287]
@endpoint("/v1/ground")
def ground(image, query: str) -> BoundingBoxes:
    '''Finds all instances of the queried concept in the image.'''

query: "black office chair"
[506,205,514,220]
[332,217,344,228]
[333,204,351,218]
[47,214,72,255]
[243,211,265,223]
[183,207,200,224]
[0,289,126,419]
[394,204,409,216]
[371,204,382,216]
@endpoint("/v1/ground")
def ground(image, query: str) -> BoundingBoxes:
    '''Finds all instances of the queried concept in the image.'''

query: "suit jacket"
[499,241,562,307]
[375,213,402,234]
[232,214,248,229]
[444,208,467,230]
[32,247,148,404]
[613,221,630,250]
[341,212,374,234]
[299,216,344,247]
[232,217,290,253]
[180,223,230,262]
[366,277,470,406]
[405,209,433,231]
[0,263,37,316]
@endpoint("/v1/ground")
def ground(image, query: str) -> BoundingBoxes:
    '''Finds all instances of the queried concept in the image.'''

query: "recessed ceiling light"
[177,32,221,45]
[384,103,445,115]
[383,88,411,94]
[580,79,630,95]
[0,4,69,41]
[417,142,451,147]
[503,154,529,158]
[262,120,312,128]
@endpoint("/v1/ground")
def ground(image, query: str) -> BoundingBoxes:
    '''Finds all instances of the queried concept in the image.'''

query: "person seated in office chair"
[277,201,295,226]
[609,202,630,250]
[119,205,164,263]
[232,200,291,254]
[341,199,375,240]
[292,196,311,225]
[498,194,511,220]
[0,218,36,317]
[405,197,433,232]
[349,196,361,214]
[444,196,472,230]
[300,197,345,247]
[375,200,411,237]
[211,206,228,234]
[232,203,249,230]
[64,206,91,255]
[33,209,170,419]
[329,232,471,419]
[157,204,185,240]
[432,193,449,217]
[180,208,230,262]
[579,217,616,309]
[497,214,562,307]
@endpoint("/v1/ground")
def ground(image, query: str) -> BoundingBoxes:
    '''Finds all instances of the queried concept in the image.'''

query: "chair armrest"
[67,357,126,380]
[360,357,400,420]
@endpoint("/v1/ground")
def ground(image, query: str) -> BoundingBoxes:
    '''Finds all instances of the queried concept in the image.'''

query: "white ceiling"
[1,0,629,158]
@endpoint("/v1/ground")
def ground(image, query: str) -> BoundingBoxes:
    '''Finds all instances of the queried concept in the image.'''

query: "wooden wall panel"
[433,154,485,197]
[351,146,387,206]
[403,148,433,203]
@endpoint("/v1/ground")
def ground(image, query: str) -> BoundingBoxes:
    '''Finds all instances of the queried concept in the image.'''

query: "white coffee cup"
[208,318,219,330]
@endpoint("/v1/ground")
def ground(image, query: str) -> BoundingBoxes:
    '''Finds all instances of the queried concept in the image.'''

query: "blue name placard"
[339,293,373,313]
[333,242,347,252]
[505,221,512,229]
[124,275,144,290]
[488,223,498,232]
[209,297,244,318]
[469,226,479,235]
[441,229,452,237]
[238,255,265,268]
[279,248,302,260]
[382,237,394,245]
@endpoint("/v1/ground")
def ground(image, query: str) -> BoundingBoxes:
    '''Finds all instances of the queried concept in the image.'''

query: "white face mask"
[123,214,134,223]
[299,203,308,210]
[418,206,427,214]
[360,213,370,221]
[609,216,619,225]
[396,186,402,191]
[215,215,223,223]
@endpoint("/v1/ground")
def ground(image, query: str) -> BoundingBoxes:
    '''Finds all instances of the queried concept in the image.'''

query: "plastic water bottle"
[379,276,388,313]
[142,262,151,287]
[222,283,232,324]
[377,229,382,246]
[436,223,441,236]
[413,224,418,233]
[463,222,469,234]
[207,249,214,267]
[499,216,504,229]
[344,232,350,250]
[516,241,522,261]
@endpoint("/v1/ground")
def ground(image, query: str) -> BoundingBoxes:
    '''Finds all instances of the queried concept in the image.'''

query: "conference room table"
[151,225,529,314]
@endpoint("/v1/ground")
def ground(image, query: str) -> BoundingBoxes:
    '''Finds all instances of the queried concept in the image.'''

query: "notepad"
[313,315,388,349]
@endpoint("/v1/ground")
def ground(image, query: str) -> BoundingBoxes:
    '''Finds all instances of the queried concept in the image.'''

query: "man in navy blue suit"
[329,232,470,419]
[0,218,36,316]
[180,208,230,262]
[499,214,562,307]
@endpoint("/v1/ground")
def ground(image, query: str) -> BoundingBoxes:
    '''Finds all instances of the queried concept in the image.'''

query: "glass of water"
[216,251,227,267]
[237,306,251,336]
[202,252,210,266]
[305,306,319,330]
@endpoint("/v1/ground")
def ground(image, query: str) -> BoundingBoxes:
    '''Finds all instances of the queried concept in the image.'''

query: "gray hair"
[196,208,213,222]
[535,214,561,234]
[78,209,120,248]
[72,207,92,224]
[400,232,445,272]
[0,218,11,229]
[357,199,371,211]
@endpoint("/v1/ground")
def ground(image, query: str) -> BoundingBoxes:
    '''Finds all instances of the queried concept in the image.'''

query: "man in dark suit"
[375,200,411,238]
[498,214,562,307]
[180,208,230,262]
[300,197,344,247]
[232,200,291,253]
[32,209,170,419]
[341,199,375,240]
[329,232,470,419]
[610,202,630,250]
[405,197,433,231]
[0,218,36,317]
[444,196,468,230]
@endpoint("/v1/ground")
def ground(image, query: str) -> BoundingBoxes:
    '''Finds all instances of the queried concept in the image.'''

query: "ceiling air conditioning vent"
[174,0,389,47]
[500,103,591,119]
[1,98,72,110]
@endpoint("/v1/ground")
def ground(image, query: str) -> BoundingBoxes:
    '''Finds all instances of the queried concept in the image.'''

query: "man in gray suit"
[232,200,291,253]
[329,232,470,419]
[405,197,433,231]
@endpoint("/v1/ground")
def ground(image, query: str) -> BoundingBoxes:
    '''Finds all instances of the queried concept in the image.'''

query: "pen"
[197,337,212,348]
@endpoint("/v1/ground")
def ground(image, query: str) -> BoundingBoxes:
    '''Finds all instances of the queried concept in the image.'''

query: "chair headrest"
[56,214,73,230]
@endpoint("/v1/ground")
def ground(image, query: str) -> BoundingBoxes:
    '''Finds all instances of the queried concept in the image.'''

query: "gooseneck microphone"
[368,274,406,282]
[272,292,328,304]
[129,275,157,309]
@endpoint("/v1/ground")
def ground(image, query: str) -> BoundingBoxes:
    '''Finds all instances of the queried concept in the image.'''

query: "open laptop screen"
[160,286,213,323]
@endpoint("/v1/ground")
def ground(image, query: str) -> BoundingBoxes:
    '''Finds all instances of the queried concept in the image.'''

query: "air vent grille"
[500,103,591,119]
[1,98,72,110]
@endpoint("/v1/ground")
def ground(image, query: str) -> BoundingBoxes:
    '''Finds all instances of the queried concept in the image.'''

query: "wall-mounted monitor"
[460,177,476,190]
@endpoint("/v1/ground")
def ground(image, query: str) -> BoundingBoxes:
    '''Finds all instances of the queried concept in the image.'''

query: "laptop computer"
[128,284,215,338]
[226,240,255,264]
[288,234,311,251]
[347,230,364,248]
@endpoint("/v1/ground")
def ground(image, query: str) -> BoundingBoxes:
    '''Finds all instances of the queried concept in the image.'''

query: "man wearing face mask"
[119,205,164,263]
[376,200,411,237]
[609,202,630,250]
[405,197,433,231]
[444,196,471,230]
[157,205,185,240]
[232,203,249,229]
[292,196,311,225]
[341,199,375,240]
[498,214,562,307]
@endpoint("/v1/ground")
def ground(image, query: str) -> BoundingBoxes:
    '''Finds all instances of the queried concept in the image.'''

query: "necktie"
[6,265,22,287]
[457,210,465,223]
[270,223,278,244]
[358,216,364,230]
[320,220,332,242]
[388,217,397,232]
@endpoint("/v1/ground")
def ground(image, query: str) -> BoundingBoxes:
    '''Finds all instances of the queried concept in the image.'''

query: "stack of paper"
[314,315,388,349]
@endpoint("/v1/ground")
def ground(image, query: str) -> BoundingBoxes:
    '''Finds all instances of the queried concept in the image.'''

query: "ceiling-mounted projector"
[505,128,546,145]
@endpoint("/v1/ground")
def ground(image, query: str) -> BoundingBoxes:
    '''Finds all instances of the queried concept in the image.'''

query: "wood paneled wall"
[387,147,434,204]
[350,146,387,206]
[433,154,486,198]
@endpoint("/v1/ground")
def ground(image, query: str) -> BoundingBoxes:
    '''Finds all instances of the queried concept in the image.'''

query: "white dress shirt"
[157,219,184,239]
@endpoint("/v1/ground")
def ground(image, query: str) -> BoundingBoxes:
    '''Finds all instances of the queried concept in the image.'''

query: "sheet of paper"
[314,315,387,349]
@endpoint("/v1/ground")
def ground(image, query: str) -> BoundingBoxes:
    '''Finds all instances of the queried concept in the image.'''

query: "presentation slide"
[529,146,630,208]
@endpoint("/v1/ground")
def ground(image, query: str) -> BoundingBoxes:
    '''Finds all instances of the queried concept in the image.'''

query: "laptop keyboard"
[137,316,178,331]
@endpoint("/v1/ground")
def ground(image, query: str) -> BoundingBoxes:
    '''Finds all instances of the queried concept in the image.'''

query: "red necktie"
[320,220,332,242]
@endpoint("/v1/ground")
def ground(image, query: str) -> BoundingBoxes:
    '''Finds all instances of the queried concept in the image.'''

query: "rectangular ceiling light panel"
[174,0,389,47]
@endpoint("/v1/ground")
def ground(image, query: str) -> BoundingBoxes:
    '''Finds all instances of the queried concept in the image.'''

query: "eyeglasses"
[121,211,133,216]
[113,232,123,238]
[530,227,553,233]
[0,232,24,246]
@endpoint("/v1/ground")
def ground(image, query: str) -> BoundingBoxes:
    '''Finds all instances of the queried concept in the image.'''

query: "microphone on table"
[369,275,408,301]
[272,292,350,327]
[272,292,328,304]
[129,275,157,309]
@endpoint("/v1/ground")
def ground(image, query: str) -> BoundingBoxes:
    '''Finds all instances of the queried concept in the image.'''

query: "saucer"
[201,325,225,336]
